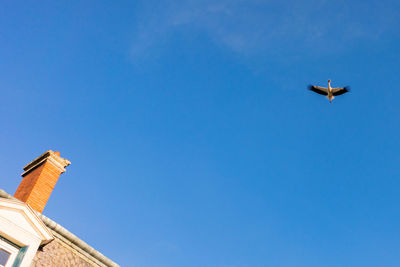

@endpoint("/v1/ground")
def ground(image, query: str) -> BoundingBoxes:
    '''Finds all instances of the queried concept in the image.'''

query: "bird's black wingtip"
[307,85,314,90]
[344,86,350,92]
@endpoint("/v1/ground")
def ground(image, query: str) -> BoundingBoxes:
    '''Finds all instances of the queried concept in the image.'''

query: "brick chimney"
[14,150,71,213]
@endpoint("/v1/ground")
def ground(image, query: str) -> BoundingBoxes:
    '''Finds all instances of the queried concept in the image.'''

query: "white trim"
[0,199,53,242]
[0,198,54,267]
[0,240,18,267]
[47,156,69,172]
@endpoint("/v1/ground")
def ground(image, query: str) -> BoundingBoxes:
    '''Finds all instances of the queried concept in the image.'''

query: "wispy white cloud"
[130,0,400,58]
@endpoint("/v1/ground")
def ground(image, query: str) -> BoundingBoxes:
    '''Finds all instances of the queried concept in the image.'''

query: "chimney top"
[22,150,71,177]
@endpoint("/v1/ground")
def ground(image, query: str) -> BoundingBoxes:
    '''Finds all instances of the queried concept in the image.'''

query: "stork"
[308,80,350,103]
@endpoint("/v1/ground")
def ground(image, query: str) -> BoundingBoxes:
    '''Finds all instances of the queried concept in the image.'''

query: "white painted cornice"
[0,198,53,244]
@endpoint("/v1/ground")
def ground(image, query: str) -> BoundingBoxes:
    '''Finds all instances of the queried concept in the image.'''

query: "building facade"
[0,151,119,267]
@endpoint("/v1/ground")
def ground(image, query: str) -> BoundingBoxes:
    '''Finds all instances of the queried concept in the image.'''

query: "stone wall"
[31,238,98,267]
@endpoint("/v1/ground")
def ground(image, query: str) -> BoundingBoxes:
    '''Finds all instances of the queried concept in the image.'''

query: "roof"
[0,189,119,267]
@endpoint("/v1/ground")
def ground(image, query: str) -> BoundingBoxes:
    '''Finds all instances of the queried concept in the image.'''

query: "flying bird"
[308,80,350,103]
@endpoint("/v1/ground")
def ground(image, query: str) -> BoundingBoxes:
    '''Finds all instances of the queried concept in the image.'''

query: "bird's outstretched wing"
[332,86,350,96]
[308,85,328,96]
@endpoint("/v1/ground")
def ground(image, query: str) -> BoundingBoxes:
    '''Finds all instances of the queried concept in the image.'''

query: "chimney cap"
[22,150,71,177]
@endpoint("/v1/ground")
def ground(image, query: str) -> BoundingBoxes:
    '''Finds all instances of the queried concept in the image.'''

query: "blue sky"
[1,1,400,266]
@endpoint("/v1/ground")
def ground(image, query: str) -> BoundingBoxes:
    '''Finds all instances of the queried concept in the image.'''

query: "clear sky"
[1,1,400,266]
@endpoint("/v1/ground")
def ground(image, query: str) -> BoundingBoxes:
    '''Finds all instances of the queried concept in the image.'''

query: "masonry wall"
[31,237,98,267]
